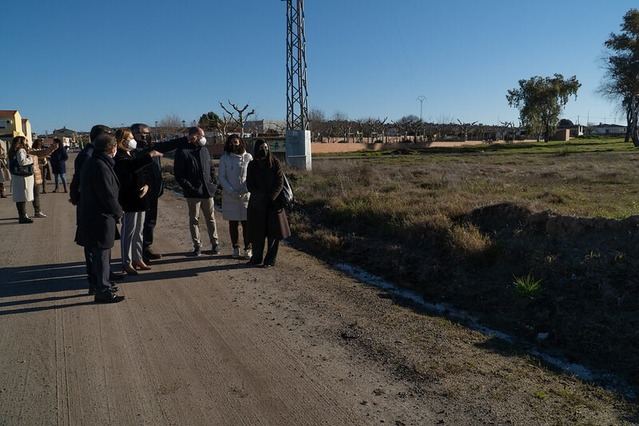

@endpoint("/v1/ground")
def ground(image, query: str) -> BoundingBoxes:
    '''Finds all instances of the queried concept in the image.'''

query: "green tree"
[507,74,581,142]
[198,111,222,131]
[600,9,639,146]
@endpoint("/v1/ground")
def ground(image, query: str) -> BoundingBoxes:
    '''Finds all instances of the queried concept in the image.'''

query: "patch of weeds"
[533,390,549,400]
[584,250,601,261]
[449,224,493,256]
[513,273,542,299]
[537,192,565,204]
[612,251,626,264]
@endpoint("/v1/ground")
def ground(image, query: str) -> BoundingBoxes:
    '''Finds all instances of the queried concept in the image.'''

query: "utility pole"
[417,96,426,122]
[417,96,426,141]
[284,0,311,170]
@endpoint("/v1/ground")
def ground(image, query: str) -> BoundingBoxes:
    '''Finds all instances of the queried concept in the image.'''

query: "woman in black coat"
[113,129,162,275]
[246,139,291,267]
[49,138,69,193]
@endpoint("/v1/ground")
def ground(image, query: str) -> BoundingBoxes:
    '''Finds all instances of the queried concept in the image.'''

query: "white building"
[589,123,627,137]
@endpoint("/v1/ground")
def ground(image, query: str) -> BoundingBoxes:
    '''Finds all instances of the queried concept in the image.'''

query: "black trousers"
[90,247,112,295]
[252,237,280,265]
[16,201,26,219]
[143,195,158,249]
[229,221,250,249]
[84,247,95,290]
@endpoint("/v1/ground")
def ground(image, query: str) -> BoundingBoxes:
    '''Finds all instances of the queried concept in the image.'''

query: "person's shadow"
[0,257,253,316]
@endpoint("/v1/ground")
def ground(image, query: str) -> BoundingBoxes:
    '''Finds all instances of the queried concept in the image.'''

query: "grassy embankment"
[286,137,639,384]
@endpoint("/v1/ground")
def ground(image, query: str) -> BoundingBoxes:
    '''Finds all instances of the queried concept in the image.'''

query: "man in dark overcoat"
[76,134,125,304]
[131,123,186,262]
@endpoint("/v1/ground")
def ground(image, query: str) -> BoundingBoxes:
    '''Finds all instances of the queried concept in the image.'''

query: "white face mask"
[126,139,137,151]
[198,136,207,146]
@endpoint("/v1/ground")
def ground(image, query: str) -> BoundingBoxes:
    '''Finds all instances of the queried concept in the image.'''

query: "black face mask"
[232,145,244,154]
[257,148,268,159]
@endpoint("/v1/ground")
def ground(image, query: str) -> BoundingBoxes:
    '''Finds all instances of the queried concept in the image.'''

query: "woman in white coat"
[218,135,253,258]
[8,136,36,223]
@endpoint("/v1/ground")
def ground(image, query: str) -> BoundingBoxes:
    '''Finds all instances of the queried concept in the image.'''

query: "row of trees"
[507,9,639,145]
[307,111,516,143]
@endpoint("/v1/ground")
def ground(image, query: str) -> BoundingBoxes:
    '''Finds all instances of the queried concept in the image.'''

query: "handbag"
[9,156,34,177]
[282,173,294,205]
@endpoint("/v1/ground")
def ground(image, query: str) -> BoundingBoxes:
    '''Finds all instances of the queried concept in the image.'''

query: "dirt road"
[0,167,636,424]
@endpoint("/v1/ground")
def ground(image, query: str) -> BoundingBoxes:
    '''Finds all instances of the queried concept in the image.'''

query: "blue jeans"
[54,173,67,191]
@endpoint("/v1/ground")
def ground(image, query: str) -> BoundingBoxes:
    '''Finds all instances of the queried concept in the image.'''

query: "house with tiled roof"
[0,110,33,145]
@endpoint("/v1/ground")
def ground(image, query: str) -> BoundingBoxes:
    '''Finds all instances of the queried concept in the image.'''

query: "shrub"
[513,273,542,299]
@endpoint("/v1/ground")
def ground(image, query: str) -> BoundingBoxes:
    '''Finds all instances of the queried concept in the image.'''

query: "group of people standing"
[2,136,69,222]
[71,123,290,304]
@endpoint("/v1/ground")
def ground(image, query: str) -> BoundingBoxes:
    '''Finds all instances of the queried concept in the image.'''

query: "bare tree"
[457,119,479,141]
[220,101,256,136]
[158,114,183,130]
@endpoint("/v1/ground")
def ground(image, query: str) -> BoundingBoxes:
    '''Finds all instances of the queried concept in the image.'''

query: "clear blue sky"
[2,0,636,133]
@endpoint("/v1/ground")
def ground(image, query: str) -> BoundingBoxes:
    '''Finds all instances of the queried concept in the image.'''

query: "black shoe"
[204,244,220,255]
[262,263,275,268]
[188,248,202,257]
[89,285,117,295]
[109,271,127,281]
[144,247,162,260]
[246,258,262,266]
[18,217,33,224]
[94,292,125,304]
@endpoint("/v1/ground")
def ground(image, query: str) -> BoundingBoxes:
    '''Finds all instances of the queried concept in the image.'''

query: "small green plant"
[533,390,548,400]
[513,273,542,298]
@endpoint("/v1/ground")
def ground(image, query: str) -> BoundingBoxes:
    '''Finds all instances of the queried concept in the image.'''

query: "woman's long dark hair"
[224,134,246,154]
[8,136,27,159]
[252,139,274,167]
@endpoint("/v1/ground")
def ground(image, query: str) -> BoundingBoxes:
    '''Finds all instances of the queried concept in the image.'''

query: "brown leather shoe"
[132,261,151,271]
[123,264,138,275]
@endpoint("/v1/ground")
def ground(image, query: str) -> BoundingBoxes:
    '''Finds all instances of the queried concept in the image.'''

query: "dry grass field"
[287,137,639,385]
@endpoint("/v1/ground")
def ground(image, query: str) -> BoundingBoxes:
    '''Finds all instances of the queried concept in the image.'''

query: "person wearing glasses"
[130,123,186,262]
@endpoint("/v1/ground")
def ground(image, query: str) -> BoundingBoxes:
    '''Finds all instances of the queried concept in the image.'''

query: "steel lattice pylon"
[286,0,309,131]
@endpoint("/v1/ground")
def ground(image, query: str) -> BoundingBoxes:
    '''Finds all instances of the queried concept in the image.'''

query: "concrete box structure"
[552,129,571,142]
[285,130,312,171]
[0,110,23,138]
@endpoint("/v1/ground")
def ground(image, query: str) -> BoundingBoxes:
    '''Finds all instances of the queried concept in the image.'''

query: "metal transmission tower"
[284,0,312,170]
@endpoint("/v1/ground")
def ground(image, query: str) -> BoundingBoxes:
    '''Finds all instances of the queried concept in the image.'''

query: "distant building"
[243,120,286,136]
[589,123,627,137]
[0,110,23,138]
[52,127,78,144]
[0,110,33,145]
[557,118,584,137]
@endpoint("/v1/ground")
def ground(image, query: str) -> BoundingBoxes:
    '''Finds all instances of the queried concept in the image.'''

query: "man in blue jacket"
[174,127,219,257]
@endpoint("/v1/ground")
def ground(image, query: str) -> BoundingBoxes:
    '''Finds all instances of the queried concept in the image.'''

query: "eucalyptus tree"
[507,74,581,142]
[600,9,639,146]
